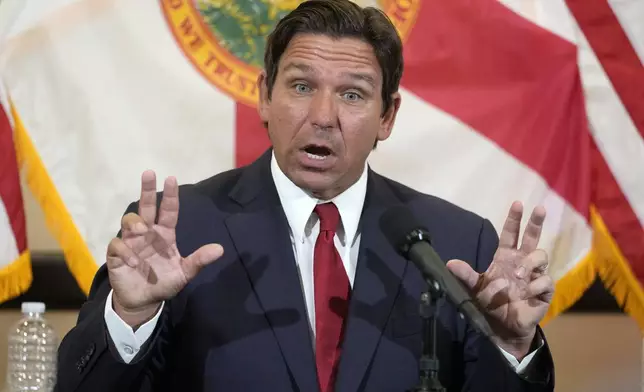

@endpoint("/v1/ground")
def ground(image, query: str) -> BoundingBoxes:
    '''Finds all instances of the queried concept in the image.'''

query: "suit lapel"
[224,151,319,392]
[335,172,409,392]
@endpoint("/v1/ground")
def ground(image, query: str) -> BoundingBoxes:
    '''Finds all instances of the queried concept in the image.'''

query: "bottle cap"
[21,302,46,314]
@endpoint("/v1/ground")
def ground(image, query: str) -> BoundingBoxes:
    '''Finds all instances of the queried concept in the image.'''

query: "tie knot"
[314,202,340,233]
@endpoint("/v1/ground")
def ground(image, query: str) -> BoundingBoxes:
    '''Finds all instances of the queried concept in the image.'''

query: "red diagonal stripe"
[566,0,644,140]
[0,102,27,252]
[235,102,270,168]
[591,137,644,283]
[399,0,591,218]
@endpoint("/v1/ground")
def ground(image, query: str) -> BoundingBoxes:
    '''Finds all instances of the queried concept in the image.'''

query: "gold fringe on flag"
[591,207,644,331]
[544,206,644,330]
[11,101,97,295]
[0,251,32,303]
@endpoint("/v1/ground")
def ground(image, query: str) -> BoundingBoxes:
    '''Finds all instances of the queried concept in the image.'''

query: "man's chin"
[290,170,339,200]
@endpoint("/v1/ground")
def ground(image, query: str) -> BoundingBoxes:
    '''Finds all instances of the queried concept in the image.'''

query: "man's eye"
[294,84,311,93]
[343,92,362,101]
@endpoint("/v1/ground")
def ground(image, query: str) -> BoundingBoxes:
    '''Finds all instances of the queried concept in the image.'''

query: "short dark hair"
[263,0,404,116]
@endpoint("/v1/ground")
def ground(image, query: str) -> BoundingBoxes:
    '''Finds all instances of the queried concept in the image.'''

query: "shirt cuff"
[103,289,164,363]
[498,335,544,375]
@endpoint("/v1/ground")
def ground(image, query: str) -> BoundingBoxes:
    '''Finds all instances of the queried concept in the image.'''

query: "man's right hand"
[106,170,224,328]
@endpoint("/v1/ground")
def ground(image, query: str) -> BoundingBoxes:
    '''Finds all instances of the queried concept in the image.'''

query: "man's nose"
[309,90,338,130]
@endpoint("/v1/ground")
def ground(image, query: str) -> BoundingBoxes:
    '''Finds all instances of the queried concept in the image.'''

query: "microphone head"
[379,205,431,254]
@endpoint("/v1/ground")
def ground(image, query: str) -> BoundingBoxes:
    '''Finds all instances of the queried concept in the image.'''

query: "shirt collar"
[270,151,368,246]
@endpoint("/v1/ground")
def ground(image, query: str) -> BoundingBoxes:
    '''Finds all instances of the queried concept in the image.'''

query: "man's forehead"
[278,34,382,79]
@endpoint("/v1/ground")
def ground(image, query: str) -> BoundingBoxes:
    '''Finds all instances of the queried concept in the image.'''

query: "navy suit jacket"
[56,150,554,392]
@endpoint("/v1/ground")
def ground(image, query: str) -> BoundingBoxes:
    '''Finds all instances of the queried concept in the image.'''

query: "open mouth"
[303,144,333,160]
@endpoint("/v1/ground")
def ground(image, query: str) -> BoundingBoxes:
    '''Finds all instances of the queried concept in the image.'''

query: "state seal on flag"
[161,0,420,107]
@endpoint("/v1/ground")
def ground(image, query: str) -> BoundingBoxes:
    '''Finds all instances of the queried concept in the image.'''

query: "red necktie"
[313,202,350,392]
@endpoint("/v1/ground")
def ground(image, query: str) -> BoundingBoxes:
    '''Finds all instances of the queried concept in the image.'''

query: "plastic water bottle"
[6,302,58,392]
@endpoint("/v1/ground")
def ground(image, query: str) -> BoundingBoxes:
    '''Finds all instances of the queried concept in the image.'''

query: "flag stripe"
[235,102,270,168]
[566,0,644,140]
[0,200,19,262]
[591,137,644,283]
[400,0,590,218]
[0,100,26,252]
[607,0,644,64]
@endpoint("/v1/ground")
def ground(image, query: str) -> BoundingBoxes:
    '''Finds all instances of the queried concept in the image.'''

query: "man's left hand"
[446,201,554,360]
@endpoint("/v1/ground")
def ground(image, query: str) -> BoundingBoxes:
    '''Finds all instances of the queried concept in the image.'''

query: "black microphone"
[379,206,494,339]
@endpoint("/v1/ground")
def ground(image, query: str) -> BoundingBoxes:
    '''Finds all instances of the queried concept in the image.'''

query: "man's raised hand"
[106,170,224,327]
[446,202,553,360]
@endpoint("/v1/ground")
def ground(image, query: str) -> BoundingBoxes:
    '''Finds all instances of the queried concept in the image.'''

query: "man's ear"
[257,70,270,124]
[377,91,402,142]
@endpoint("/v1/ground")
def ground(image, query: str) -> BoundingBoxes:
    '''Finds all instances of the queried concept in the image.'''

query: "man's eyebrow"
[282,62,315,74]
[282,62,377,88]
[341,71,377,88]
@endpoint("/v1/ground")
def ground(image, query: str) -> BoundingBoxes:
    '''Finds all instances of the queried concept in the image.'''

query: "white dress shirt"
[105,152,539,372]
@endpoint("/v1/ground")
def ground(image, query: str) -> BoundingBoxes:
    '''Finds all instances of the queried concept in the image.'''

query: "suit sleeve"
[54,203,175,392]
[460,218,555,392]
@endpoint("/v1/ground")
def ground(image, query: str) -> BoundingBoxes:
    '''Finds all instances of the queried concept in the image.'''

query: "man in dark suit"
[56,1,555,391]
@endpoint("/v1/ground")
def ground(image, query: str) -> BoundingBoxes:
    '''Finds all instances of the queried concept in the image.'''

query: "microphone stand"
[409,278,446,392]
